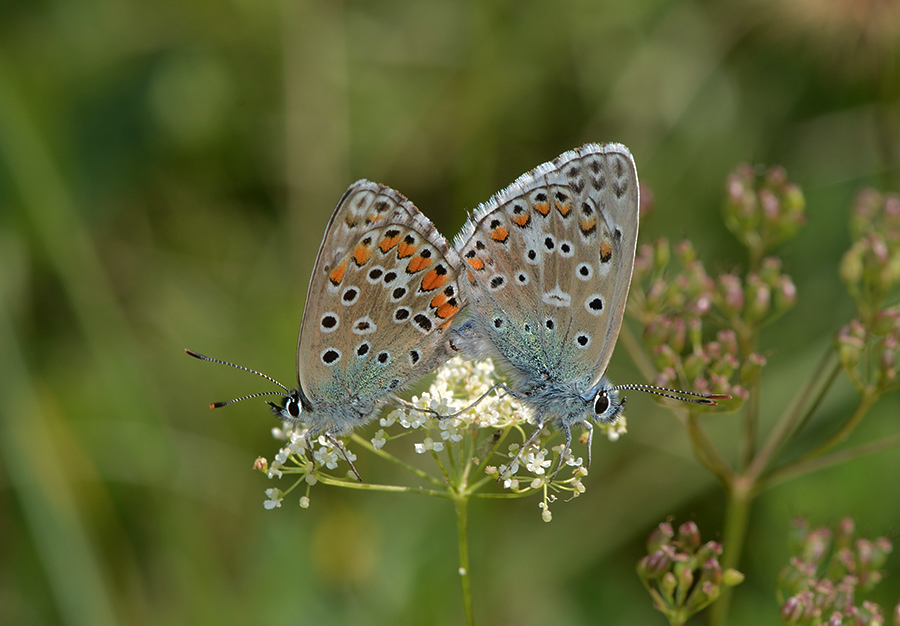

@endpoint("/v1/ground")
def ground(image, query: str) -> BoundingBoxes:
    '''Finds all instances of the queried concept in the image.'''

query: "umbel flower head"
[723,163,805,259]
[630,237,794,408]
[259,356,626,520]
[776,517,894,626]
[841,190,900,320]
[836,191,900,395]
[637,519,744,623]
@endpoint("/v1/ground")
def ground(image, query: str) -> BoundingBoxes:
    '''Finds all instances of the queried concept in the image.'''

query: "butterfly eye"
[593,392,610,416]
[285,395,301,419]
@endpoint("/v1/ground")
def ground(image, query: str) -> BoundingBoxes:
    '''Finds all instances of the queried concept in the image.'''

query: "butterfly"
[450,143,725,477]
[187,180,464,479]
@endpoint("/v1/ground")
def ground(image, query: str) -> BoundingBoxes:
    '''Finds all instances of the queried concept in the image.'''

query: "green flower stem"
[473,491,536,500]
[447,435,461,478]
[776,350,844,448]
[470,426,513,481]
[799,386,878,457]
[456,438,470,484]
[707,474,754,626]
[762,389,879,483]
[669,610,688,626]
[433,447,455,484]
[620,323,661,382]
[740,382,759,470]
[686,415,733,486]
[748,349,842,479]
[641,585,668,615]
[736,324,760,470]
[315,475,453,498]
[638,580,674,623]
[349,433,445,488]
[454,495,475,626]
[761,431,900,489]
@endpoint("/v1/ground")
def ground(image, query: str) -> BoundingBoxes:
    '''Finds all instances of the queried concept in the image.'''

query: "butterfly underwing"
[188,180,464,478]
[450,143,720,475]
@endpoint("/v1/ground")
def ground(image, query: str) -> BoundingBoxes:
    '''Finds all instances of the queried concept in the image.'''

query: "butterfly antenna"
[613,383,730,406]
[209,390,289,409]
[185,349,292,408]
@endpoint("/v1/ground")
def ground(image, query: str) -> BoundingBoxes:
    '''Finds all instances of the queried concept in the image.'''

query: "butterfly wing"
[454,144,638,392]
[297,181,463,420]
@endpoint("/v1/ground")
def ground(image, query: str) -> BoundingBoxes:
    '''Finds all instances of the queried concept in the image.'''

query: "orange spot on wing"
[534,202,551,216]
[580,217,597,235]
[512,213,531,227]
[430,293,448,310]
[467,269,476,284]
[329,260,348,285]
[422,268,450,291]
[353,243,372,266]
[407,254,432,273]
[379,234,400,253]
[397,241,417,259]
[600,239,613,262]
[436,302,459,320]
[556,202,572,217]
[491,226,509,242]
[467,257,485,271]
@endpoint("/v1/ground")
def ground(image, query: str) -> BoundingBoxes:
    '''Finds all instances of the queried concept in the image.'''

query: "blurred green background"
[1,0,898,624]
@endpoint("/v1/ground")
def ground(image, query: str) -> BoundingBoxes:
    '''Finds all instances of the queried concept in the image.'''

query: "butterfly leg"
[324,431,363,482]
[584,421,594,472]
[550,422,574,481]
[498,414,546,482]
[304,430,318,473]
[388,396,441,418]
[441,382,509,419]
[393,382,513,421]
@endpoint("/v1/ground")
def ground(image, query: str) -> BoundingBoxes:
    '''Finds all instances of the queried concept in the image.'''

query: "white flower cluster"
[378,357,530,451]
[258,357,625,519]
[264,428,353,484]
[599,417,628,442]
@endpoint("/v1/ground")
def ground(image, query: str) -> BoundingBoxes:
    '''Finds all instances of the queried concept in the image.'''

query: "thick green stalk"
[707,475,754,626]
[455,496,475,626]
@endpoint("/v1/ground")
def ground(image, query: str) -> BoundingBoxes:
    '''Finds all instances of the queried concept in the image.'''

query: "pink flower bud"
[653,237,671,271]
[675,239,697,265]
[744,274,772,322]
[677,521,701,550]
[835,518,855,549]
[775,275,798,312]
[780,594,806,624]
[670,317,687,353]
[717,274,744,317]
[740,353,767,384]
[803,528,833,565]
[647,521,675,552]
[684,352,708,381]
[873,308,900,335]
[638,550,672,579]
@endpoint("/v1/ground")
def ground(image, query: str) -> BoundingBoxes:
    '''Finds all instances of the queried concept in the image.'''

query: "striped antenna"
[184,349,290,408]
[613,382,730,405]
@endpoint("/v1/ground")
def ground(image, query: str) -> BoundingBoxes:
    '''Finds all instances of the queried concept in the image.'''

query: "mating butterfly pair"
[187,143,724,480]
